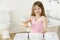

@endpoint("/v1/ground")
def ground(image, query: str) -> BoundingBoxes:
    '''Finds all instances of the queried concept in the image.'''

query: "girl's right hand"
[20,22,29,27]
[20,22,25,26]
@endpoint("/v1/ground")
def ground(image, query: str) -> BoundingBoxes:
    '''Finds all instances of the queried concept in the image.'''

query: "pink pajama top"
[31,16,44,33]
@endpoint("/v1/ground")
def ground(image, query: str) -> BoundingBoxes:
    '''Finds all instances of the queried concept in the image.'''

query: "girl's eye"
[38,8,41,10]
[34,9,37,10]
[34,8,39,10]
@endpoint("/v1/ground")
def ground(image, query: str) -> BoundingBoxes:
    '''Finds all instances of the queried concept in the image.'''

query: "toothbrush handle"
[43,34,44,38]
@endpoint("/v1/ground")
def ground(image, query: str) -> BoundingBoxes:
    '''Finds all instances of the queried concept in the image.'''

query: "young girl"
[20,1,48,40]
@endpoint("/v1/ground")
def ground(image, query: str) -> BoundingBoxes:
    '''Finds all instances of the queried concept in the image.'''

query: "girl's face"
[34,5,42,16]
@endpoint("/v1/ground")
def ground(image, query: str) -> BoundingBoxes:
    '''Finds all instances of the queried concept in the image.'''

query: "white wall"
[0,0,60,33]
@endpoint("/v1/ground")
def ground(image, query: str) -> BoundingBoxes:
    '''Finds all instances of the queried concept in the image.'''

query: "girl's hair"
[31,1,46,16]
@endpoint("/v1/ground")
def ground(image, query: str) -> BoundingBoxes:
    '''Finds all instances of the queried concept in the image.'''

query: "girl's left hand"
[42,30,47,34]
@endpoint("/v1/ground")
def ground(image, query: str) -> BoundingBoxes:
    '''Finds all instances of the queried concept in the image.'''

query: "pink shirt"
[31,16,43,33]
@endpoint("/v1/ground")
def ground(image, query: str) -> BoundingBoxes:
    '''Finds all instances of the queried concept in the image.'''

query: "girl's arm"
[42,16,48,34]
[20,17,31,27]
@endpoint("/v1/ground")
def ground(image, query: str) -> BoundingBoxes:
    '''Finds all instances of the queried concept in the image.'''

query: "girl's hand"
[42,30,47,34]
[20,22,29,27]
[20,22,25,26]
